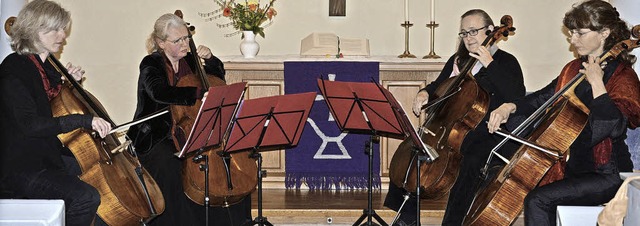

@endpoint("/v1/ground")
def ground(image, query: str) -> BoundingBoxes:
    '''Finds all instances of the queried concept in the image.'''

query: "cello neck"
[186,27,210,90]
[47,55,115,125]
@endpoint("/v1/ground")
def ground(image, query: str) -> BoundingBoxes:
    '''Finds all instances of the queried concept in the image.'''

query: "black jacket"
[127,52,225,153]
[0,53,92,180]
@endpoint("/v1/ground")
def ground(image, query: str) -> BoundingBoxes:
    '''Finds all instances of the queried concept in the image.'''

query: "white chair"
[621,172,640,226]
[0,199,65,226]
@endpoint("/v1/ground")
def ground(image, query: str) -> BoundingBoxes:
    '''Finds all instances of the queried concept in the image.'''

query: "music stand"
[177,82,247,225]
[375,82,438,226]
[318,78,422,226]
[225,92,316,226]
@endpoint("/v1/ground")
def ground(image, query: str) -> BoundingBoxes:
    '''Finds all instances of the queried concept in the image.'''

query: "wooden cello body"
[389,15,515,200]
[464,97,588,225]
[49,57,165,225]
[464,34,640,225]
[389,74,488,199]
[170,10,257,207]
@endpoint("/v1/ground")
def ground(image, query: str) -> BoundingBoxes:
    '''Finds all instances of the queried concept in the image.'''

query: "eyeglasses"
[166,36,190,44]
[458,26,489,38]
[568,29,595,38]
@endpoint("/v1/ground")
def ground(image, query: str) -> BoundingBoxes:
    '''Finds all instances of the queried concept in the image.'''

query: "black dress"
[127,52,251,226]
[384,49,526,226]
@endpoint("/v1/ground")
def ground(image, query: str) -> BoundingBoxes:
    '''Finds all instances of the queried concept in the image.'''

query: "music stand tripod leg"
[192,151,210,226]
[245,151,273,226]
[353,135,388,226]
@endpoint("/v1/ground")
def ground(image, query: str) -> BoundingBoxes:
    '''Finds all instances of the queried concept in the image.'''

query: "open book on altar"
[300,32,370,57]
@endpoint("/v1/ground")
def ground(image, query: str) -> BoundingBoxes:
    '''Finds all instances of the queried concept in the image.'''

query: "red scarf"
[540,59,640,186]
[163,54,193,86]
[27,55,61,100]
[554,59,640,168]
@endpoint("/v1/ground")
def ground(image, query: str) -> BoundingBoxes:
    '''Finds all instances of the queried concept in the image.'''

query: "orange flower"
[266,8,277,20]
[248,4,257,12]
[223,7,232,17]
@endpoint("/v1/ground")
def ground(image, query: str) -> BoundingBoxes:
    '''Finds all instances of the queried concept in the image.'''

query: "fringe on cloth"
[285,173,381,190]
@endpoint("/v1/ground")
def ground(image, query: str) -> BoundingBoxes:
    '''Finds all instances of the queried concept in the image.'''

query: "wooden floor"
[249,189,524,225]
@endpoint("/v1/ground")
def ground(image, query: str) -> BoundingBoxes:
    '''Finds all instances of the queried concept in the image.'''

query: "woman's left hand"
[580,55,606,97]
[469,46,494,68]
[64,62,85,82]
[196,45,213,60]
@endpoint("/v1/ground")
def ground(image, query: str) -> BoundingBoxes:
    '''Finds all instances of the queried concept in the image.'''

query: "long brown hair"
[563,0,636,64]
[455,9,494,66]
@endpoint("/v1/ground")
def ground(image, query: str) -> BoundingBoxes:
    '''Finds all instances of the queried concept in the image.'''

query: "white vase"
[240,31,260,58]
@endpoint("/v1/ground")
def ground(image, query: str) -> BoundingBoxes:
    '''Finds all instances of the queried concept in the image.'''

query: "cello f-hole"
[436,126,447,149]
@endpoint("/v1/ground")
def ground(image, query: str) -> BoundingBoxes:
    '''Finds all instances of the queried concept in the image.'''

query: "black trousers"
[0,156,101,226]
[524,172,621,226]
[139,138,252,226]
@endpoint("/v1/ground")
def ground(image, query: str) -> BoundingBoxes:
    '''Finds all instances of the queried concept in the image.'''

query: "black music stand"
[317,78,433,226]
[177,82,247,226]
[225,92,316,226]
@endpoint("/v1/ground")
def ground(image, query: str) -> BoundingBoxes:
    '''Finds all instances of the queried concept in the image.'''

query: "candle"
[404,0,409,22]
[430,0,435,22]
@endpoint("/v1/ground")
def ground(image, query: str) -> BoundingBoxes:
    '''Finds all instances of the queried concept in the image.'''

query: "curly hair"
[563,0,636,64]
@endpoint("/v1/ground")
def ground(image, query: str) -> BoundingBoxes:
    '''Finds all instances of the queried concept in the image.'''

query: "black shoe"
[394,219,417,226]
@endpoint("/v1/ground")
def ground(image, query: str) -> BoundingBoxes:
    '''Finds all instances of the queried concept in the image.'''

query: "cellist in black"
[384,9,525,226]
[488,1,640,225]
[127,13,251,226]
[0,1,111,225]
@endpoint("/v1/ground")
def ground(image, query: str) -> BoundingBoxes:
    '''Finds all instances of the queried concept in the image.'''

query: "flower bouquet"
[202,0,277,38]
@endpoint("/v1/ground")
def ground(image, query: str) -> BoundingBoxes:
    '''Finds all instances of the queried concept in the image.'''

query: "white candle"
[430,0,435,22]
[404,0,409,22]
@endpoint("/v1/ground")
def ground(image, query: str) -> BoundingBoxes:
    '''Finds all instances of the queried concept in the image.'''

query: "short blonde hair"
[10,0,71,55]
[146,13,187,54]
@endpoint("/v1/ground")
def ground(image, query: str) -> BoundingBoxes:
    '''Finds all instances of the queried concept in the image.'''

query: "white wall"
[51,0,592,123]
[0,0,27,60]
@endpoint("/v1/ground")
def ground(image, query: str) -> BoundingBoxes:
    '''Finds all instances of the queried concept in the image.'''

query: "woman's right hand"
[412,90,429,116]
[487,103,516,133]
[92,117,112,138]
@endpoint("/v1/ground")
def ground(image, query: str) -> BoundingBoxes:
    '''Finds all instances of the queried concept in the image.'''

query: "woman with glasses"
[384,9,525,226]
[127,13,250,225]
[488,0,639,225]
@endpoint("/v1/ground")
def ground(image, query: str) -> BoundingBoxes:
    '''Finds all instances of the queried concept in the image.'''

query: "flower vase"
[240,31,260,58]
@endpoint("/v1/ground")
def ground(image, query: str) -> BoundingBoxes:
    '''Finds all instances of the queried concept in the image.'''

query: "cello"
[170,10,257,207]
[463,26,640,226]
[388,15,515,200]
[48,56,165,225]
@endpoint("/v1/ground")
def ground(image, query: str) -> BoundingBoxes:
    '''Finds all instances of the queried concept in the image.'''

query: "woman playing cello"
[385,9,525,226]
[0,1,111,225]
[127,13,251,225]
[488,0,640,225]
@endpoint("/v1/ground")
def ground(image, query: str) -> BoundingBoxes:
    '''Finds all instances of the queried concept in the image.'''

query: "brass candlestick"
[423,21,441,59]
[398,21,416,58]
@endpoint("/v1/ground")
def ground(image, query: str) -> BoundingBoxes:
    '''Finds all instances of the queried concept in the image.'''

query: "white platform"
[556,205,603,226]
[0,199,65,226]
